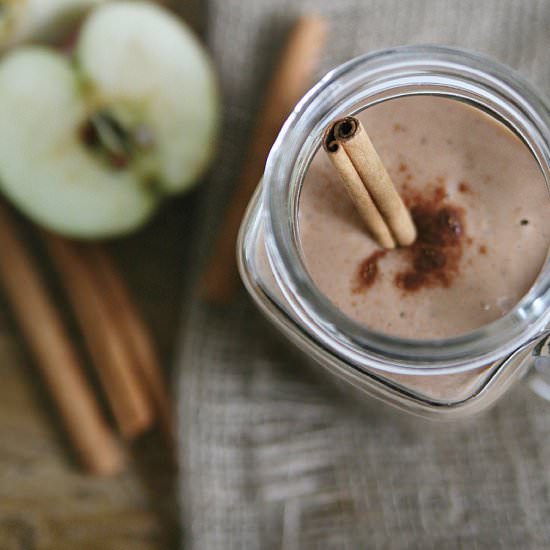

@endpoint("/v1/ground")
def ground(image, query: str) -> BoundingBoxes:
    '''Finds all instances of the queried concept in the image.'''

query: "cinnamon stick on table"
[201,15,328,303]
[324,116,416,248]
[42,233,155,440]
[84,244,174,448]
[0,204,125,475]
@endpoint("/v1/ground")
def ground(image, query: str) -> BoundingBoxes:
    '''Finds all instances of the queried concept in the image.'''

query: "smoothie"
[299,96,550,339]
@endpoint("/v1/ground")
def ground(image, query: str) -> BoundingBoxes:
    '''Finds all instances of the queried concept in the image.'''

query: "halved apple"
[0,0,105,50]
[0,1,219,238]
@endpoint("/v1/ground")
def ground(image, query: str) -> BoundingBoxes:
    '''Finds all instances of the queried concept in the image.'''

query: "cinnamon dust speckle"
[433,185,447,203]
[354,250,387,292]
[403,184,447,208]
[395,187,465,292]
[353,186,467,294]
[458,181,471,193]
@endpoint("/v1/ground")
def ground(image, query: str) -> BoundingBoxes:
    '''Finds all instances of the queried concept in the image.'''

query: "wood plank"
[0,174,198,550]
[0,2,205,545]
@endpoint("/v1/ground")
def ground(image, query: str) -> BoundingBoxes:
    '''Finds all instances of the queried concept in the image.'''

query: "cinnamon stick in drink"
[323,125,396,249]
[0,204,125,475]
[201,15,328,303]
[326,117,416,247]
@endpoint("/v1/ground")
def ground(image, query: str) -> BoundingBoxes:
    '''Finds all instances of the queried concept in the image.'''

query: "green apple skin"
[76,1,220,194]
[0,0,105,50]
[0,48,159,238]
[0,1,219,239]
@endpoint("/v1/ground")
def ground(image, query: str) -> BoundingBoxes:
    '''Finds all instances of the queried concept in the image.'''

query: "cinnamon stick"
[324,125,396,249]
[0,204,125,475]
[326,117,416,247]
[42,233,155,440]
[83,244,174,449]
[201,15,328,303]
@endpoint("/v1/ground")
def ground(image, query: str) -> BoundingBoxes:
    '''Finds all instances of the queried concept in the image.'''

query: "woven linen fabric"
[177,1,550,548]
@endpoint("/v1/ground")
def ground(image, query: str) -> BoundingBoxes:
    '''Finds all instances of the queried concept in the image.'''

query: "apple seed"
[79,110,154,171]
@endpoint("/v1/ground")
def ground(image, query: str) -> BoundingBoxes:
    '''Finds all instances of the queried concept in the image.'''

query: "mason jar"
[237,45,550,421]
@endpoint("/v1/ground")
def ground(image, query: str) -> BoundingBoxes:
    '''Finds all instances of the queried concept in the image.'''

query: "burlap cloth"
[176,1,550,548]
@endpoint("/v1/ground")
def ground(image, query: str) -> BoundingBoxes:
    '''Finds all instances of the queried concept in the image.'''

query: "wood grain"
[0,196,190,548]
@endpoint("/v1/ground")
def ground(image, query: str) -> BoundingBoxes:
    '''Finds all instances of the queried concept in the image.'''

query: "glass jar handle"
[526,332,550,401]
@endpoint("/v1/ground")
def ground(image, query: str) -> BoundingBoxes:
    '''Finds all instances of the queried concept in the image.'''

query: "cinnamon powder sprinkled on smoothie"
[458,181,471,193]
[353,185,467,293]
[396,188,465,291]
[354,250,387,292]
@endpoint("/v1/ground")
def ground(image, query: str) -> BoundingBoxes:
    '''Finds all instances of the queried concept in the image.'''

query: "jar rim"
[263,45,550,373]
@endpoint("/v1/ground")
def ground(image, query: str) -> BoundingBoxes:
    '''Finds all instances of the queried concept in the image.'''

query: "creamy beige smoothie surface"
[298,96,550,339]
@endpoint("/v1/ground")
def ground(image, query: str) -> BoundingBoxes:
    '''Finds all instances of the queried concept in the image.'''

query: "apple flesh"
[77,1,219,194]
[0,49,159,237]
[0,1,219,238]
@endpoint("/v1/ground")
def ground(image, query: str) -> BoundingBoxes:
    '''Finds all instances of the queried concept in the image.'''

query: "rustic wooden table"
[0,3,203,549]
